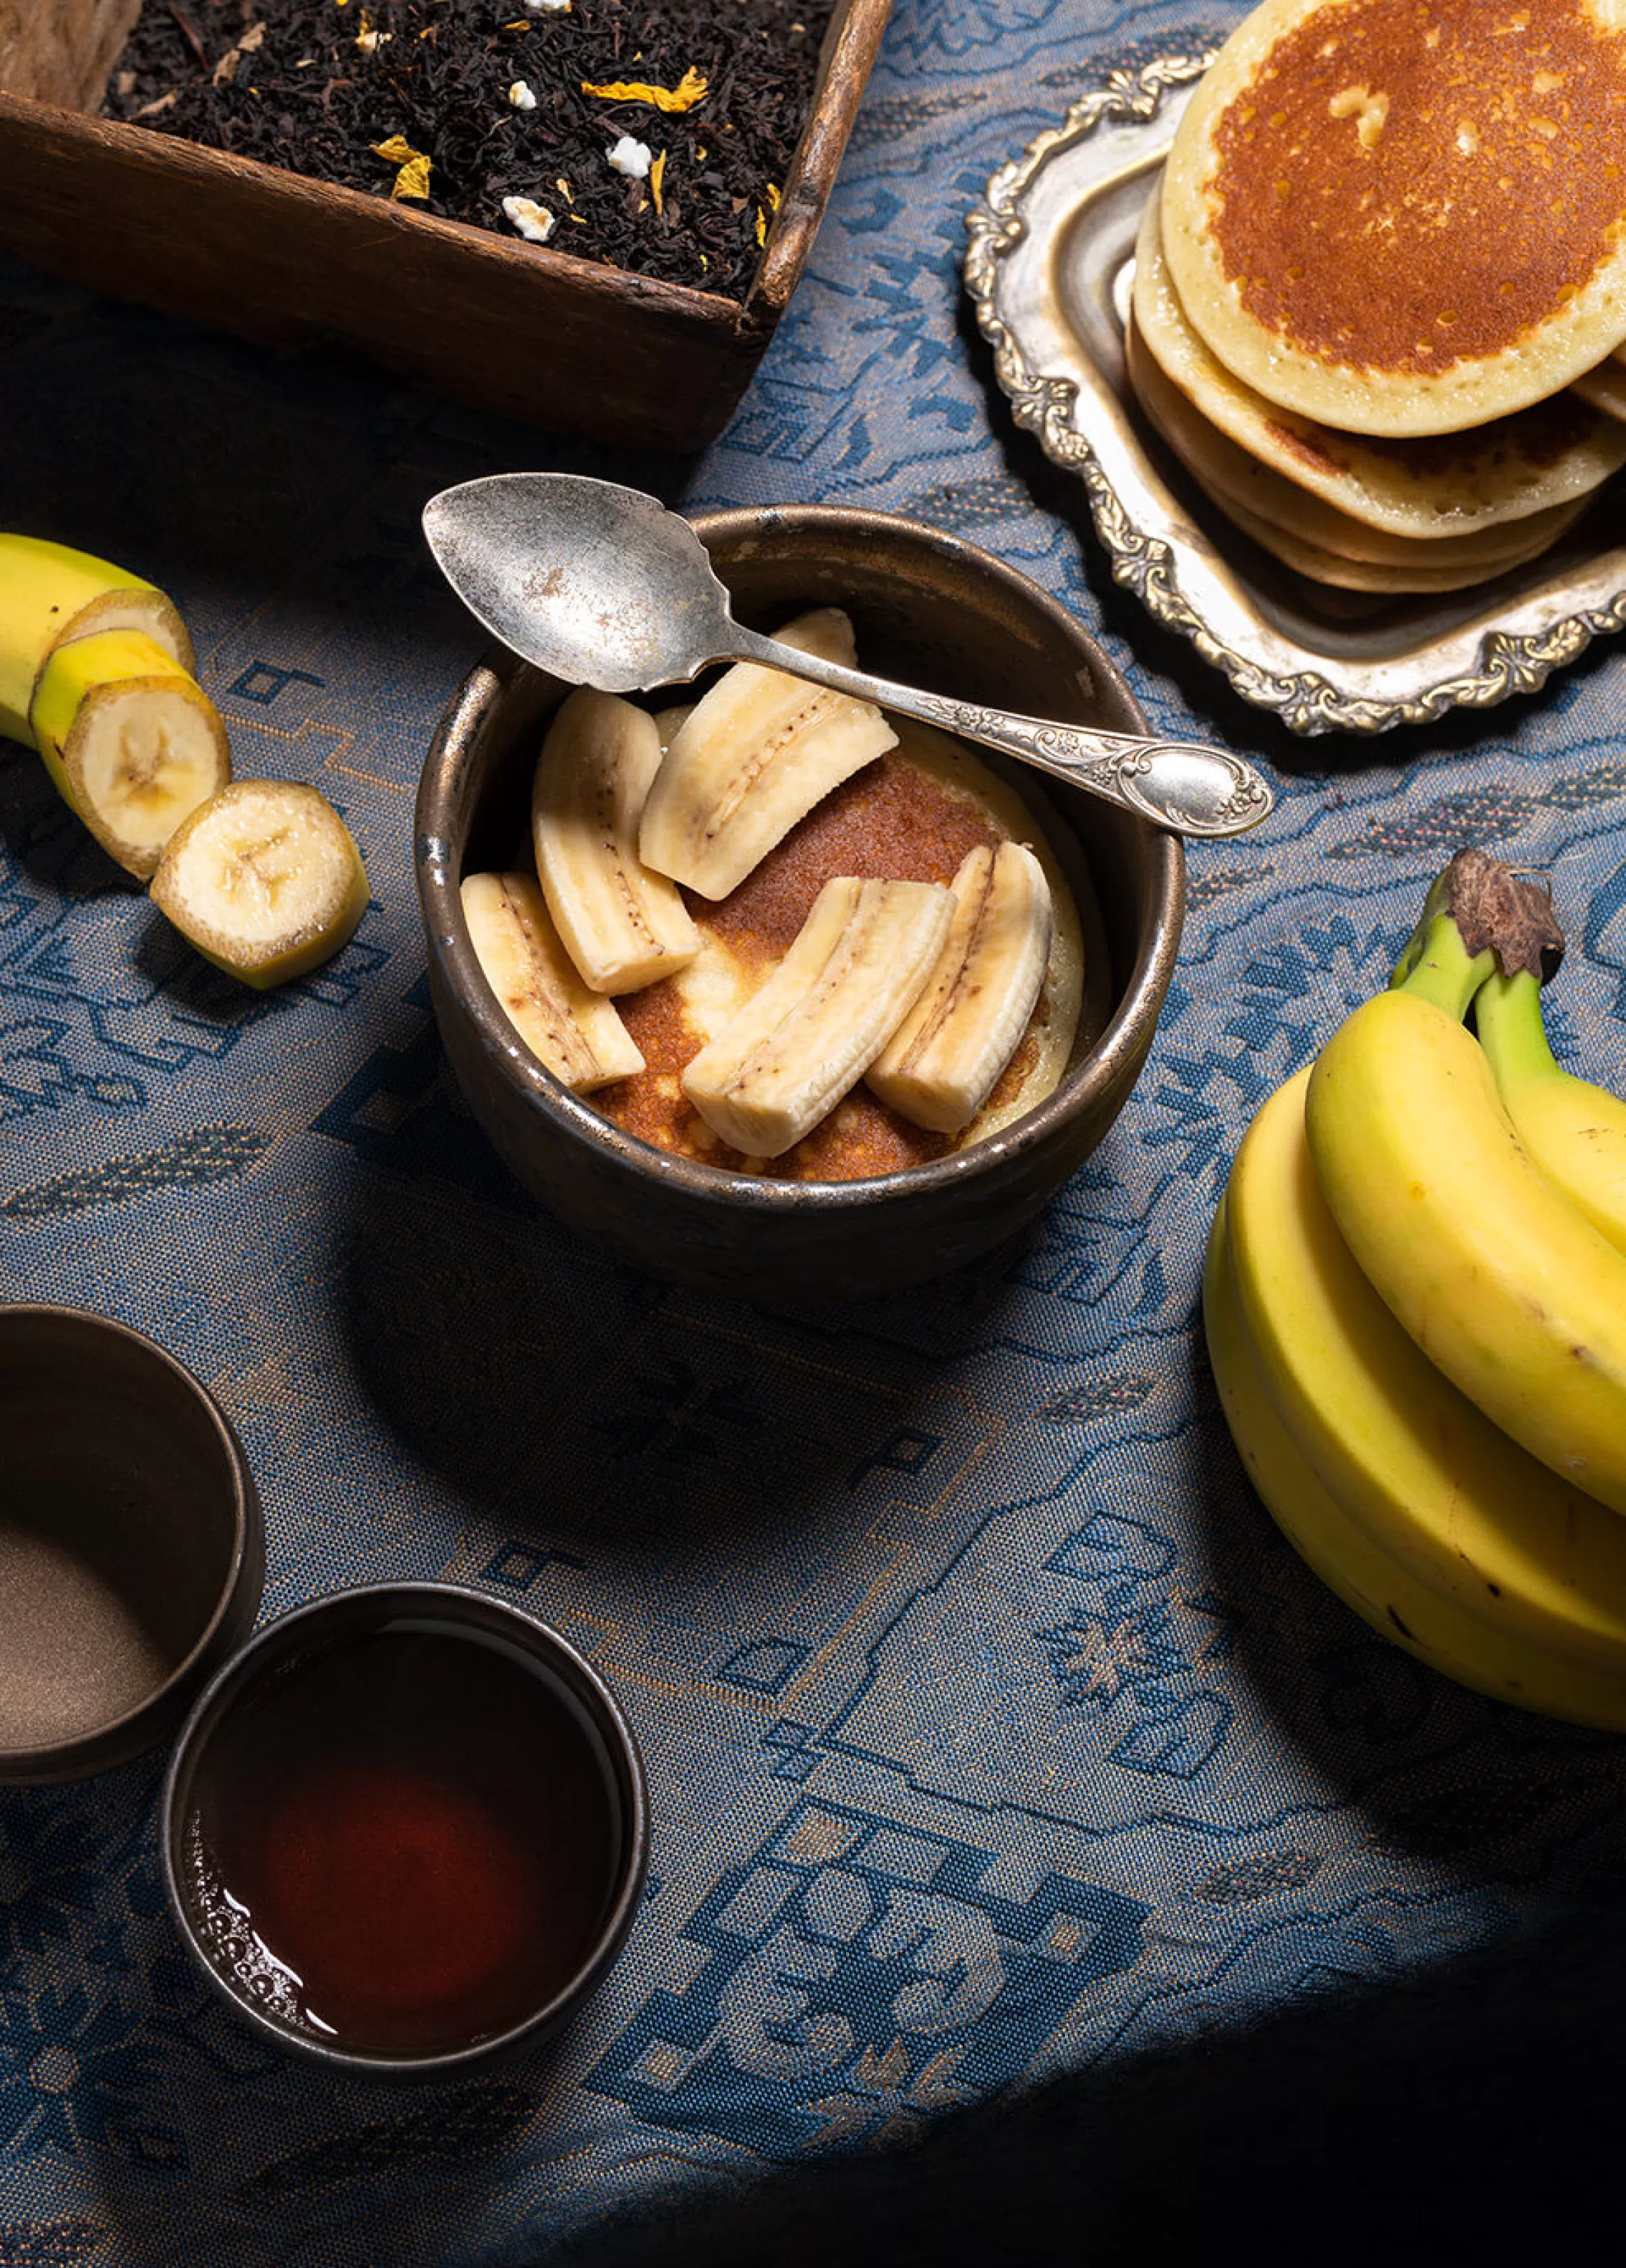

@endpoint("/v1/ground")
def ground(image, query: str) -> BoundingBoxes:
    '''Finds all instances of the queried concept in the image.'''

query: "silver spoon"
[421,473,1273,840]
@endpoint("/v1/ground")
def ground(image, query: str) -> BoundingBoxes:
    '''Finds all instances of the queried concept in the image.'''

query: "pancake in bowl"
[1131,192,1626,535]
[1161,0,1626,436]
[1126,315,1588,580]
[599,720,1101,1182]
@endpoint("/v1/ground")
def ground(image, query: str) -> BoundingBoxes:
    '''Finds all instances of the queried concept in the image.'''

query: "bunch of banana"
[2,533,367,985]
[1210,848,1626,1728]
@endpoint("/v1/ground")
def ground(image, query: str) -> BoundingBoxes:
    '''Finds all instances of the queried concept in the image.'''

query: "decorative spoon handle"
[728,627,1273,839]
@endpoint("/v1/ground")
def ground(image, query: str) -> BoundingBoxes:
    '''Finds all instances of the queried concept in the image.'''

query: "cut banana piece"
[639,608,898,899]
[533,688,699,995]
[0,533,194,749]
[682,875,955,1158]
[151,780,368,990]
[867,842,1053,1133]
[653,704,694,754]
[463,871,644,1091]
[31,629,231,879]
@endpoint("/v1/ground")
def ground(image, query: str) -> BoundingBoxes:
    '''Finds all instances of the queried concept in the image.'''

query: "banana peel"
[0,533,194,750]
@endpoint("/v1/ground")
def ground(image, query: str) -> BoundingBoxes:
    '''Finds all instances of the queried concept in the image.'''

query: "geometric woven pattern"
[3,2,1626,2257]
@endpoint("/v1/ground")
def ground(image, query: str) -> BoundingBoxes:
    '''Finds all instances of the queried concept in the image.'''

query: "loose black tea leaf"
[107,0,835,301]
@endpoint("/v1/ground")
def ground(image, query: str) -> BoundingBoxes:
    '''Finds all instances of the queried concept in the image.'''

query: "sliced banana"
[867,842,1053,1134]
[652,703,694,754]
[0,533,195,750]
[463,870,643,1091]
[638,608,898,899]
[681,876,955,1158]
[31,629,231,879]
[532,688,699,995]
[151,780,368,990]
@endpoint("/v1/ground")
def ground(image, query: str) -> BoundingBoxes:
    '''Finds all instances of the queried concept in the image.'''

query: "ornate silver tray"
[964,52,1626,737]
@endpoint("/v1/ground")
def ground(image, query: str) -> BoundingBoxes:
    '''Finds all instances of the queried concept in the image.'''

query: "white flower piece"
[508,80,538,109]
[524,0,571,12]
[502,195,556,244]
[355,25,390,50]
[607,135,653,179]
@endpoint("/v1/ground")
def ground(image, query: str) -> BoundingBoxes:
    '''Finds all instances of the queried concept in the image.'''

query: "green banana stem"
[1473,967,1557,1086]
[1391,848,1565,1022]
[1392,911,1496,1021]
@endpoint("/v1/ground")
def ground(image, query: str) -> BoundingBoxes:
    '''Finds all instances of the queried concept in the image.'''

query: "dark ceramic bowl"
[160,1582,648,2079]
[415,507,1185,1299]
[0,1304,264,1784]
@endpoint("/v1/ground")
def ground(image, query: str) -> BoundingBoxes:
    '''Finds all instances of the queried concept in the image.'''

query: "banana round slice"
[31,629,231,879]
[0,533,194,750]
[151,780,369,990]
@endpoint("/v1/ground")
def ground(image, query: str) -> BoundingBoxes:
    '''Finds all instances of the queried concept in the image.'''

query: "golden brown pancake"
[1132,193,1626,534]
[1574,350,1626,422]
[1206,479,1578,589]
[594,723,1098,1183]
[1163,0,1626,435]
[1127,314,1588,569]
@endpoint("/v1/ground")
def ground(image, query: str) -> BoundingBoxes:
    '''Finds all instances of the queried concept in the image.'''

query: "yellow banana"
[0,533,193,749]
[31,629,230,878]
[1205,1208,1626,1731]
[1306,917,1626,1515]
[1474,967,1626,1259]
[1391,847,1626,1257]
[1227,1066,1626,1669]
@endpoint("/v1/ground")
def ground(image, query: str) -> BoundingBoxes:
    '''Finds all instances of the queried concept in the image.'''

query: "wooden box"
[0,0,891,451]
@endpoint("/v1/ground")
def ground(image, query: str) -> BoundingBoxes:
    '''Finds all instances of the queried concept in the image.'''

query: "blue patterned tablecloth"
[4,4,1626,2260]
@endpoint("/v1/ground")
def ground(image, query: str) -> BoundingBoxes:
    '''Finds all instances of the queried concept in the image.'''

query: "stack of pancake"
[1131,0,1626,594]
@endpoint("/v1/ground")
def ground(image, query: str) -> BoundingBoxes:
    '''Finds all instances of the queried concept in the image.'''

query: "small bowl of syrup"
[161,1583,647,2077]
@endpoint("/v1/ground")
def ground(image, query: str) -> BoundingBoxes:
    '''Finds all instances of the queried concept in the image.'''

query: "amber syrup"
[184,1624,621,2056]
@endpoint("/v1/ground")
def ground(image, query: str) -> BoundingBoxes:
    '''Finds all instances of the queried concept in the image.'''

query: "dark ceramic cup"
[0,1304,264,1784]
[415,506,1185,1299]
[161,1582,649,2079]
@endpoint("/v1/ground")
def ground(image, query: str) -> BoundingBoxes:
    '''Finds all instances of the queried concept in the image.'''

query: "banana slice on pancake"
[681,877,955,1159]
[1131,193,1626,539]
[868,843,1053,1135]
[1161,0,1626,436]
[1210,483,1578,594]
[463,870,644,1092]
[638,609,897,900]
[532,688,699,995]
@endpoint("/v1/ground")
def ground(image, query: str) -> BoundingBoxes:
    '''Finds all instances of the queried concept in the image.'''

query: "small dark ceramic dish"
[416,507,1185,1300]
[161,1582,648,2079]
[0,1304,264,1784]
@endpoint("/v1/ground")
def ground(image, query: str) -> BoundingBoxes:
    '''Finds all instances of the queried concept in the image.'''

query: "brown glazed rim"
[416,504,1185,1210]
[160,1582,650,2079]
[0,1302,259,1771]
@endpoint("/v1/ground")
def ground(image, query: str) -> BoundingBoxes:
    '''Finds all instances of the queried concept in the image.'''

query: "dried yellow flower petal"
[650,148,667,217]
[372,135,433,200]
[580,64,708,113]
[765,181,781,212]
[755,206,767,247]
